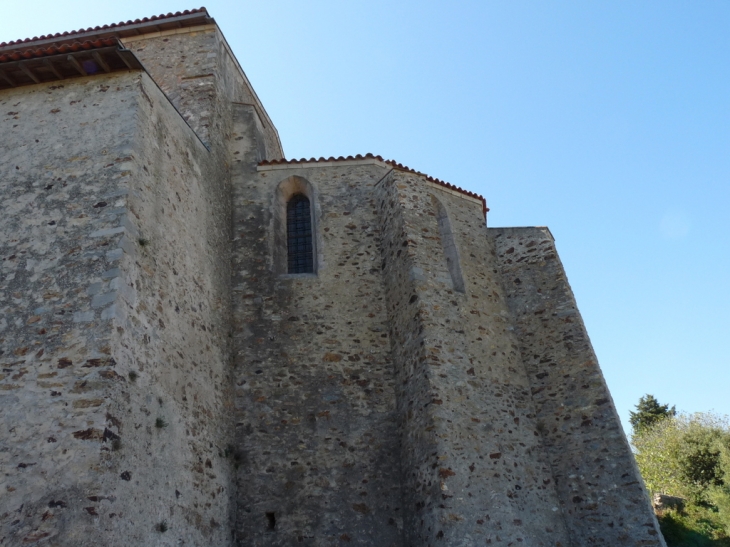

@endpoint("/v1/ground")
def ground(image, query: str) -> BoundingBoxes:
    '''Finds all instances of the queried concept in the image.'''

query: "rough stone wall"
[378,171,572,546]
[231,158,404,546]
[123,26,283,160]
[0,20,667,546]
[0,73,143,546]
[99,72,234,546]
[123,27,219,149]
[0,69,235,546]
[374,170,437,545]
[490,227,665,546]
[214,33,283,161]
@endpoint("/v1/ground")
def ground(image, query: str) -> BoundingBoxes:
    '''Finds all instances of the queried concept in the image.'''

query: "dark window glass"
[287,194,313,274]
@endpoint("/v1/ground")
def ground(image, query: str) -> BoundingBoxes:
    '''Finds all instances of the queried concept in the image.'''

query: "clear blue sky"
[2,1,728,435]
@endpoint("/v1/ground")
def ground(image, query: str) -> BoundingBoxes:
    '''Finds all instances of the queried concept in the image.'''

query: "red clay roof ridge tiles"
[259,153,384,167]
[0,8,209,50]
[258,153,488,215]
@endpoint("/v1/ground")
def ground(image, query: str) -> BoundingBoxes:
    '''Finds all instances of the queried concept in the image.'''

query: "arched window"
[287,194,314,273]
[273,176,318,275]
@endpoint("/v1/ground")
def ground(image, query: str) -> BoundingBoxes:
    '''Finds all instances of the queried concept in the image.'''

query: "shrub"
[633,412,730,504]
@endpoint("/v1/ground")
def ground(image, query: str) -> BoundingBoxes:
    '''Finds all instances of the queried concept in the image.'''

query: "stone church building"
[0,8,664,547]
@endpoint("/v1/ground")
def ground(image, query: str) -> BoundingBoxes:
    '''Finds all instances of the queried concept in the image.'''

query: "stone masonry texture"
[0,10,664,547]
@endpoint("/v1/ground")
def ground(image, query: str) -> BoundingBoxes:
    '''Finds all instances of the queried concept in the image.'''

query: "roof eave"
[0,43,143,90]
[0,10,214,53]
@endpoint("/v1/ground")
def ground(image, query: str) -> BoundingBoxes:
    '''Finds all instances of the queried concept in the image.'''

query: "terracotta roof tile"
[259,153,488,216]
[0,8,209,49]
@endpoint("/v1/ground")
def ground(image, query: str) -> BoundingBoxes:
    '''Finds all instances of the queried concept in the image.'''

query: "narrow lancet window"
[287,194,314,273]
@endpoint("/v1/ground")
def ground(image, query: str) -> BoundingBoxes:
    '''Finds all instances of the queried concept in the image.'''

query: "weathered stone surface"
[231,155,402,546]
[654,493,685,512]
[490,226,664,546]
[123,24,283,161]
[375,171,571,546]
[0,11,665,547]
[1,74,142,546]
[0,68,235,546]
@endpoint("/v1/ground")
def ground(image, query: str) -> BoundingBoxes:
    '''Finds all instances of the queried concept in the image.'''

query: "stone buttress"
[375,170,572,546]
[490,227,663,545]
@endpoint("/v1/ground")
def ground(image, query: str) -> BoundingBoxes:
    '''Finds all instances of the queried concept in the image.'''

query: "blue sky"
[2,1,728,435]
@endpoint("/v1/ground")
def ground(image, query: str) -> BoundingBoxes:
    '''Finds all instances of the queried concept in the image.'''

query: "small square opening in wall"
[265,512,276,531]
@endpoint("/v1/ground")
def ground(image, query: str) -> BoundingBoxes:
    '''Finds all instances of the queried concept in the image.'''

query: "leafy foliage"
[708,446,730,536]
[658,507,730,546]
[630,399,730,546]
[633,416,686,498]
[633,412,730,503]
[630,394,676,433]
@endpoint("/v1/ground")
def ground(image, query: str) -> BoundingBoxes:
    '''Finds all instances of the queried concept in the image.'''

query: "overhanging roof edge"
[0,10,213,53]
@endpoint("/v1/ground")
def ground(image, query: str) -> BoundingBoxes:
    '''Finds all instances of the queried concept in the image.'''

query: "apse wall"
[231,158,403,546]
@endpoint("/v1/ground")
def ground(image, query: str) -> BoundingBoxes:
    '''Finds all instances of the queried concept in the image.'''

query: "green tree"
[630,394,677,434]
[632,412,730,504]
[631,406,730,545]
[708,444,730,536]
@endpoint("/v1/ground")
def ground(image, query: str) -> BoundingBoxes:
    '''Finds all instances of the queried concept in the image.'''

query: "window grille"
[287,194,314,273]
